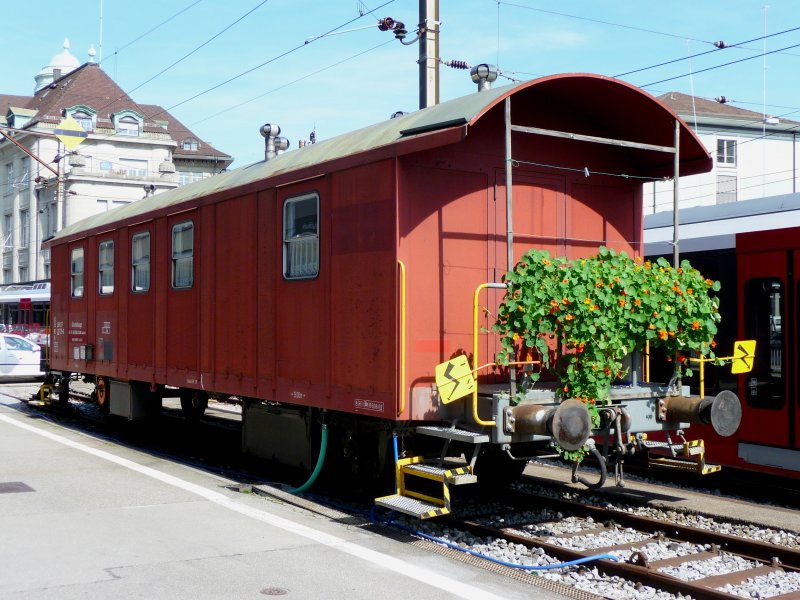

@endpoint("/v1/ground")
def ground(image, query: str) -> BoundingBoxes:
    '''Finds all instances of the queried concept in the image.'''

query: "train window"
[283,193,319,280]
[744,278,783,409]
[172,221,194,288]
[71,247,84,298]
[131,232,150,292]
[99,240,114,295]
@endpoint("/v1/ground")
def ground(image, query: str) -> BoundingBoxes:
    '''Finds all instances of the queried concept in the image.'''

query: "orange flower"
[562,297,571,305]
[542,258,551,266]
[691,320,700,330]
[518,304,524,312]
[618,298,626,307]
[658,329,668,340]
[634,298,642,306]
[595,281,604,288]
[705,278,714,286]
[550,299,559,308]
[565,313,574,321]
[711,338,717,348]
[687,288,693,295]
[584,297,592,305]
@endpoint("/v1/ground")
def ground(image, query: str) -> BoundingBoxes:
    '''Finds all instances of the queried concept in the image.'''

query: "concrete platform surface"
[0,394,575,600]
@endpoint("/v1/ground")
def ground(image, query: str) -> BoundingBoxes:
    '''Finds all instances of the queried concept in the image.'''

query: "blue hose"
[387,519,619,570]
[287,423,328,495]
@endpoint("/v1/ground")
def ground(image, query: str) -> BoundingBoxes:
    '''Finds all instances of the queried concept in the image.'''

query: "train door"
[793,251,800,451]
[737,250,791,448]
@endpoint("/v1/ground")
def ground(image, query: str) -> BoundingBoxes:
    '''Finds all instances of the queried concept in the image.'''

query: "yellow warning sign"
[54,116,88,151]
[435,355,476,404]
[731,340,756,374]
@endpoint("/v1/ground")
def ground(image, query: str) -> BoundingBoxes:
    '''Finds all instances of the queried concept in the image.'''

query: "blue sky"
[5,1,800,167]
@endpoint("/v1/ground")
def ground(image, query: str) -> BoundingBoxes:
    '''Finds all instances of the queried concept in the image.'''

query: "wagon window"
[283,193,319,280]
[131,232,150,292]
[99,240,114,295]
[70,247,84,298]
[172,221,194,288]
[743,278,783,409]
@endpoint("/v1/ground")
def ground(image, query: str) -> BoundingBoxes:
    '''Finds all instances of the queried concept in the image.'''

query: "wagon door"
[737,250,791,449]
[275,187,329,408]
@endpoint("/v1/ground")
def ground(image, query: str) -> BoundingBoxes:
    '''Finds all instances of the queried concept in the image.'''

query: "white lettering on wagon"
[354,399,384,413]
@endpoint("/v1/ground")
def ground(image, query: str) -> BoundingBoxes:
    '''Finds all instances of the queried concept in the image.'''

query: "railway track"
[402,487,800,600]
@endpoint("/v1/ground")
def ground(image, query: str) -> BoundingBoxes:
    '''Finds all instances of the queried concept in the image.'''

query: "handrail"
[472,282,508,426]
[397,260,407,417]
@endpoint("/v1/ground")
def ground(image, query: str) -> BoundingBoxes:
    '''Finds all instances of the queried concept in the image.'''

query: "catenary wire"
[163,0,397,114]
[640,41,800,88]
[190,40,394,127]
[493,0,711,44]
[98,0,205,66]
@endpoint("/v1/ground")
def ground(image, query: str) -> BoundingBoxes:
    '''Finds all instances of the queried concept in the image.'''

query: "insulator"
[378,17,395,31]
[445,60,470,70]
[713,40,727,49]
[715,96,727,104]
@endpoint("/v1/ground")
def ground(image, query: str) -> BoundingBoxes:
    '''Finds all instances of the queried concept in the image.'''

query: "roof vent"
[470,64,498,91]
[260,123,281,161]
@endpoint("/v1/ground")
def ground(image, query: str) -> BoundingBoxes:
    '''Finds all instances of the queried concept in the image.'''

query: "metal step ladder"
[640,435,721,475]
[374,426,489,519]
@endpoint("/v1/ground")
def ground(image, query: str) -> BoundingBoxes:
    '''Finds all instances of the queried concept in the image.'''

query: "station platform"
[0,390,576,600]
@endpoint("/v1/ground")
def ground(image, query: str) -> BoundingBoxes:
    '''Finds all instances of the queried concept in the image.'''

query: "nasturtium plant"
[494,247,721,430]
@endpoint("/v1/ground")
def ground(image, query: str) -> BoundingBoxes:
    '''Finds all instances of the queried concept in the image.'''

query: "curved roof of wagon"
[48,73,711,245]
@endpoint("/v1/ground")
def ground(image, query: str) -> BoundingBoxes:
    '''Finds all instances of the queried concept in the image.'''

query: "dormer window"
[181,138,199,151]
[117,116,140,136]
[72,111,93,132]
[112,110,144,137]
[65,105,97,132]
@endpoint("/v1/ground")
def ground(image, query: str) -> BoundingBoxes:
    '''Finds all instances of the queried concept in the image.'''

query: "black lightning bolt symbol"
[444,362,460,397]
[737,343,753,370]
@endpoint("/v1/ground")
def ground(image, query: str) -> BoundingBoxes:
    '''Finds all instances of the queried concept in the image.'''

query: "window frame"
[19,209,29,248]
[716,138,737,166]
[171,221,194,289]
[282,192,320,281]
[98,239,114,295]
[71,247,85,298]
[131,232,151,293]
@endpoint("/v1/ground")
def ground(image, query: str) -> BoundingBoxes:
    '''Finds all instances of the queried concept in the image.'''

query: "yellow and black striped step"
[374,493,450,519]
[402,463,477,485]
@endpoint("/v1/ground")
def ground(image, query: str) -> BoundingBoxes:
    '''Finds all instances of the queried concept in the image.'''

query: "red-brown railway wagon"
[45,74,724,514]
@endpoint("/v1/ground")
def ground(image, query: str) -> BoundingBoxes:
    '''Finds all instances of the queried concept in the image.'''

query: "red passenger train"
[45,74,736,516]
[646,196,800,479]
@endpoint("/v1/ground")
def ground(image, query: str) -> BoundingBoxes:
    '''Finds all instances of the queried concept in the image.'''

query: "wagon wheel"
[179,389,208,419]
[91,377,110,416]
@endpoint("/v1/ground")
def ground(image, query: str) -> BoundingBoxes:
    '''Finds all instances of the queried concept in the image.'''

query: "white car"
[0,334,45,380]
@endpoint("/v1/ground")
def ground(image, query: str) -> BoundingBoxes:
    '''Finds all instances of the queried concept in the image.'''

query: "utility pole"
[418,0,440,109]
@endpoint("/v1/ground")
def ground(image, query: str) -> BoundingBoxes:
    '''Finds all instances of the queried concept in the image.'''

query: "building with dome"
[0,40,233,285]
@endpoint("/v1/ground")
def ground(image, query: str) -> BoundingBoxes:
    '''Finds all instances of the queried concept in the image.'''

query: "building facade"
[645,92,800,214]
[0,40,232,283]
